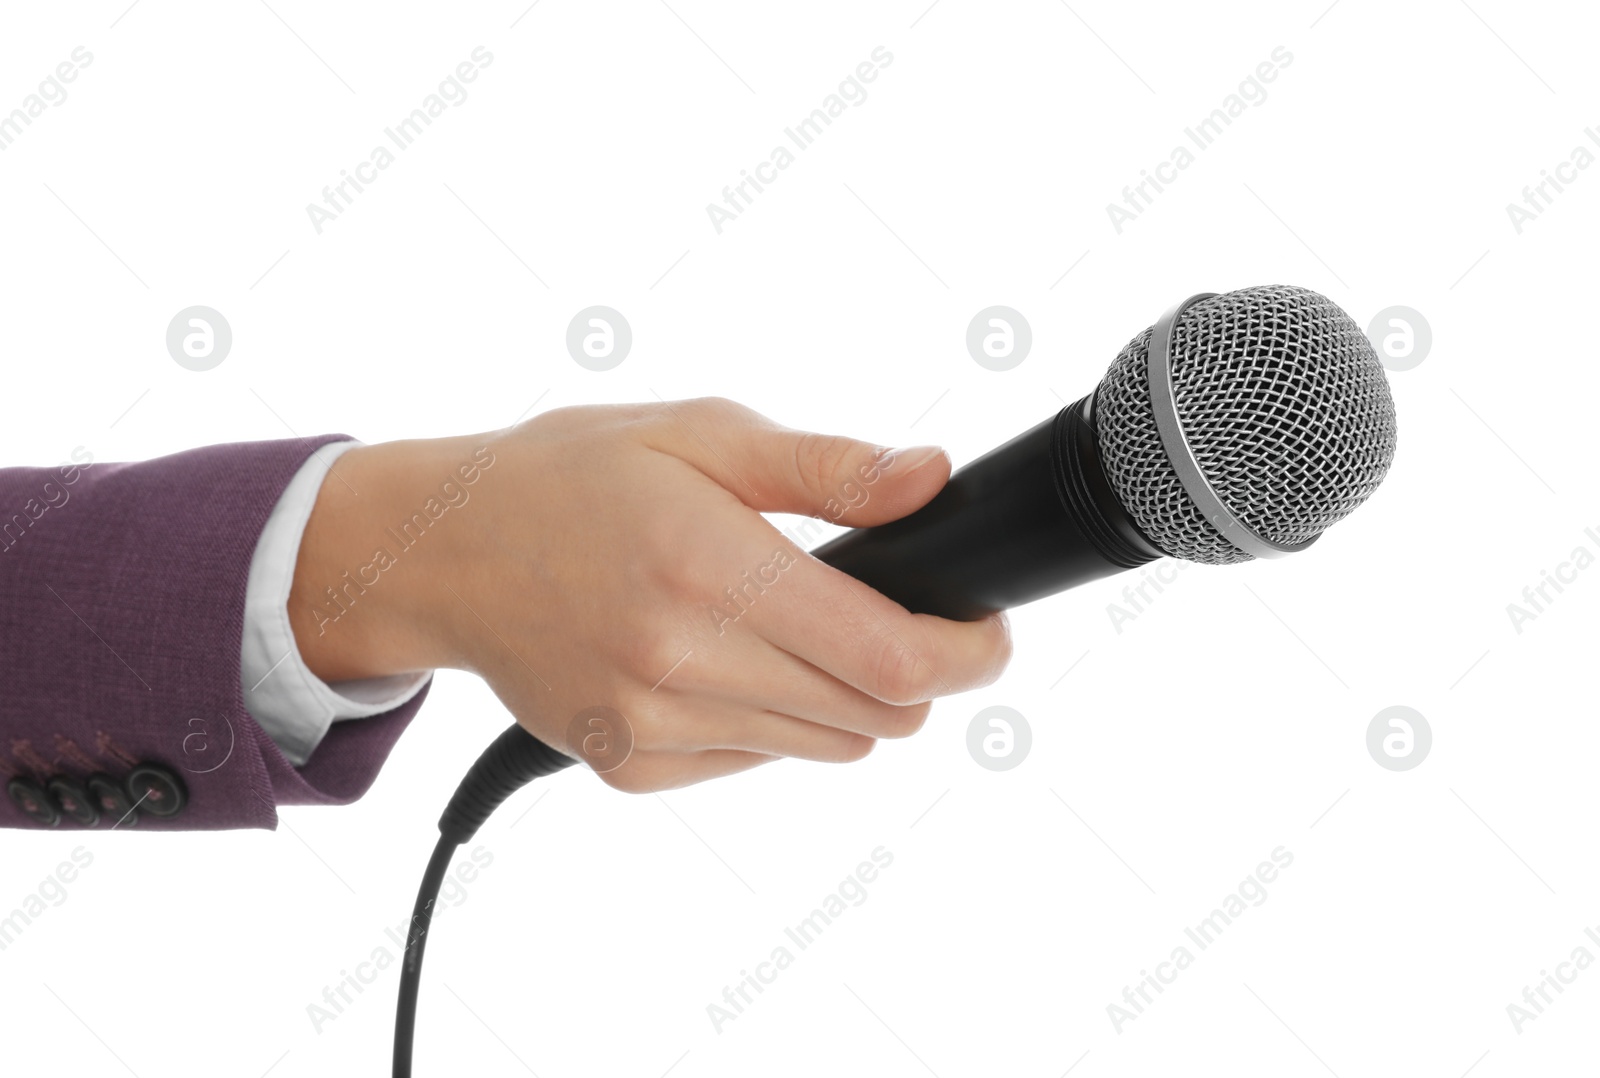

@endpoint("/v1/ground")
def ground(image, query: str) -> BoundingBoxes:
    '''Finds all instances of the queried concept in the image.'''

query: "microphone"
[393,284,1398,1074]
[812,285,1399,620]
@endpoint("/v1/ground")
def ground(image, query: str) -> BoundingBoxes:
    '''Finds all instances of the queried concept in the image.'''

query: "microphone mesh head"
[1094,285,1398,565]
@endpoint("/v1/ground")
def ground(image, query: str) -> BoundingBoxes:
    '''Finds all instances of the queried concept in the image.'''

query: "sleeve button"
[127,764,187,819]
[86,774,136,828]
[8,778,59,827]
[47,777,99,827]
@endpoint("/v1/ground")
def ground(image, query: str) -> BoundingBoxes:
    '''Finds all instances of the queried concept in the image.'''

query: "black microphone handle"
[811,393,1164,621]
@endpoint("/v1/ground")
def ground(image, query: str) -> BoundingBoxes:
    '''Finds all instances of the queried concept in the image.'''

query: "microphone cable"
[392,723,575,1077]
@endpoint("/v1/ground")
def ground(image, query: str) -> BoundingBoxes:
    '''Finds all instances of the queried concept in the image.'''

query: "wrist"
[289,436,480,681]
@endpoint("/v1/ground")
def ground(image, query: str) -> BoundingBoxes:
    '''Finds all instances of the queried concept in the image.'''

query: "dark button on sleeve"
[86,774,136,827]
[47,777,99,827]
[126,765,187,819]
[8,778,59,827]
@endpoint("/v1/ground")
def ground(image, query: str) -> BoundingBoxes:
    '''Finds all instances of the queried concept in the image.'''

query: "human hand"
[289,398,1013,791]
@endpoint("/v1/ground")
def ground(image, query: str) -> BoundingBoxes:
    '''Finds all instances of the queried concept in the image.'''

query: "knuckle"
[793,432,858,497]
[878,701,932,739]
[684,396,747,423]
[617,693,670,751]
[871,633,935,705]
[643,396,741,440]
[652,541,712,604]
[626,632,690,688]
[982,614,1016,681]
[596,761,658,795]
[529,402,587,429]
[830,734,877,762]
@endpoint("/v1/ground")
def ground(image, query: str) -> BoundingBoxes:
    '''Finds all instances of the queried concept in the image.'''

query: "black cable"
[393,833,456,1076]
[393,724,577,1077]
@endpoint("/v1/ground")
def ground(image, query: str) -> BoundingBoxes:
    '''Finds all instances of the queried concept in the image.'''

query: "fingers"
[671,629,935,740]
[672,510,1011,710]
[574,704,873,795]
[596,748,780,794]
[742,543,1014,706]
[642,396,952,527]
[635,693,879,762]
[636,398,1012,705]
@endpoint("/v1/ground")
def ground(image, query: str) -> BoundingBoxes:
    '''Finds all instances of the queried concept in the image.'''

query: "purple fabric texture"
[0,436,428,831]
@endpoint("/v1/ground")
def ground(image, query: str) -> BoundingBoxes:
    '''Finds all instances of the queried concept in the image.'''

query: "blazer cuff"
[240,439,433,766]
[0,436,427,831]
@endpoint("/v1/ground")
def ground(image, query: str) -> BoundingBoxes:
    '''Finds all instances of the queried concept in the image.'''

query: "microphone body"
[814,285,1398,620]
[813,395,1160,621]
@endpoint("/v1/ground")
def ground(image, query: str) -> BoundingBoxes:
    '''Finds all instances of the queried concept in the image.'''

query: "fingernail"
[881,445,948,475]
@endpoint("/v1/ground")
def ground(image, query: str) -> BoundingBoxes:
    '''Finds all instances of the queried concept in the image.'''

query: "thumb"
[650,397,952,526]
[736,422,952,527]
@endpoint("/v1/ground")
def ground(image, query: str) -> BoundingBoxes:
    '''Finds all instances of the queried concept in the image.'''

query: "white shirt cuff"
[240,440,432,766]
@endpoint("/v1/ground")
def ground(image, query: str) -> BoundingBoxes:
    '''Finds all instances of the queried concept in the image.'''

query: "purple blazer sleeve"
[0,436,428,831]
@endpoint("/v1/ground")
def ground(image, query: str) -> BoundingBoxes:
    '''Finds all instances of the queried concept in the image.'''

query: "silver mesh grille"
[1094,285,1398,565]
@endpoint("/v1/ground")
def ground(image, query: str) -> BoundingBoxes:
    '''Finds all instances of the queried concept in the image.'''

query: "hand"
[289,398,1013,792]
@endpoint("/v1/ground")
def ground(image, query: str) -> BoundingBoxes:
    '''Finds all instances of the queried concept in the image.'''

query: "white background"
[2,1,1597,1075]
